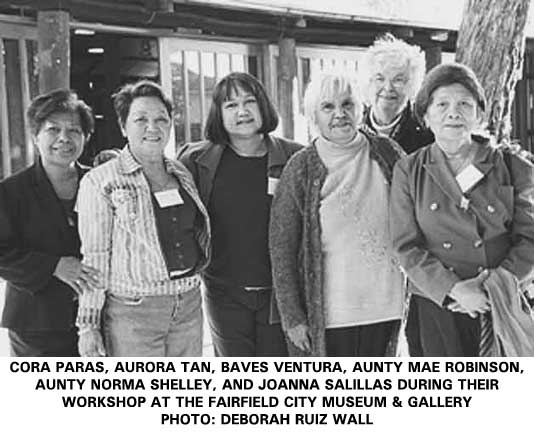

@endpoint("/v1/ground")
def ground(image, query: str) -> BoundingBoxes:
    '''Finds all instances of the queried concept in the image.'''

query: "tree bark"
[455,0,531,142]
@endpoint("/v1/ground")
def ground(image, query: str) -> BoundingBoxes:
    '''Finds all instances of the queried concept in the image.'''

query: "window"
[0,22,37,179]
[160,38,261,153]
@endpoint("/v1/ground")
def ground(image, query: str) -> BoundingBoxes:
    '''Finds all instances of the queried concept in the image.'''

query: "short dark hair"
[112,80,173,128]
[204,72,278,145]
[27,89,94,137]
[414,62,486,124]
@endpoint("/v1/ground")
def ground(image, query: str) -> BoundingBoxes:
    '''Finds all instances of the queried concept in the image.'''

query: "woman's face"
[315,90,360,144]
[424,83,481,152]
[221,86,263,141]
[122,96,171,158]
[369,54,411,118]
[34,111,85,168]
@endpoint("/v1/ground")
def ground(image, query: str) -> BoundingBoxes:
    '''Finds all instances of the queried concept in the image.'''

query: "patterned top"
[75,146,210,329]
[315,135,403,327]
[269,127,405,356]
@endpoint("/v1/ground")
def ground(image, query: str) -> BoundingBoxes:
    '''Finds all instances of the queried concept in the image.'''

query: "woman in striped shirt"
[76,81,210,357]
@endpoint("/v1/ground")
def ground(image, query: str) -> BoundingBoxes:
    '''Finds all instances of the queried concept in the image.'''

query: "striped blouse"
[75,146,210,329]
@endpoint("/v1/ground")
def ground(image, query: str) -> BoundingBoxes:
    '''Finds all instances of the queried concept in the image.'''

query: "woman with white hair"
[269,72,405,356]
[361,34,434,356]
[360,33,433,154]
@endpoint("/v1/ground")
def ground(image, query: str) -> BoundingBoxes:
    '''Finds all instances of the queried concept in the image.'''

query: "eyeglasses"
[372,75,409,89]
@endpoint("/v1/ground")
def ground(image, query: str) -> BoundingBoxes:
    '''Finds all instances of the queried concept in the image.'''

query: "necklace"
[369,108,403,134]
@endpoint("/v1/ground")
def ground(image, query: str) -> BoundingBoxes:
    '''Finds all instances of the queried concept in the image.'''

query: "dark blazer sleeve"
[269,152,307,330]
[0,179,59,295]
[177,143,200,185]
[500,152,534,280]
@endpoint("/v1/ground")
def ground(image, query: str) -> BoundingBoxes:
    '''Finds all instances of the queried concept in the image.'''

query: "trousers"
[325,319,399,356]
[102,288,202,356]
[9,328,78,357]
[204,278,288,356]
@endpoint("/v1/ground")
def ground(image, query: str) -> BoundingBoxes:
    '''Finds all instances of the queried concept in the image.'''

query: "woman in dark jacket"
[390,63,534,356]
[179,72,302,356]
[0,89,101,356]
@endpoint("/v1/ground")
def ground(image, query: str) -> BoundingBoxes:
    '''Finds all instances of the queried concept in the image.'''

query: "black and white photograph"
[0,0,534,430]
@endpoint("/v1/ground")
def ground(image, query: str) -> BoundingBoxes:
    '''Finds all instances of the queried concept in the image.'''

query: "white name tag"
[154,189,183,208]
[267,177,279,196]
[455,164,484,193]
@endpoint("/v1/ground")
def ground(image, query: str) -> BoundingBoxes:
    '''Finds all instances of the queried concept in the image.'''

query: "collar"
[117,146,143,175]
[33,158,88,184]
[427,135,493,174]
[195,134,289,171]
[265,134,289,169]
[424,136,493,206]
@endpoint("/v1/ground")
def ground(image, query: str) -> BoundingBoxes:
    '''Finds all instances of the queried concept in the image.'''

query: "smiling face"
[369,54,411,120]
[314,89,361,145]
[424,83,481,153]
[34,111,85,169]
[221,86,263,142]
[122,96,171,159]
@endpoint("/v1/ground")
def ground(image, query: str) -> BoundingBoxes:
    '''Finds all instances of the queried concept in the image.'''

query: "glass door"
[0,20,38,179]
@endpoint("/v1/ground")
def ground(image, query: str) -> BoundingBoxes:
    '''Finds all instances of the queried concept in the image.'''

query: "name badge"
[267,177,279,196]
[154,189,183,208]
[455,164,484,193]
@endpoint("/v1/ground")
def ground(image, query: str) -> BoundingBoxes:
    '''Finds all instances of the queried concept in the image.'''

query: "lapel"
[30,159,71,243]
[266,135,286,175]
[423,144,464,205]
[194,142,224,204]
[470,139,494,180]
[423,140,494,205]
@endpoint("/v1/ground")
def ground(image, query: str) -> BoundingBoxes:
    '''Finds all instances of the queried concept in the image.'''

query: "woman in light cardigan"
[269,72,405,356]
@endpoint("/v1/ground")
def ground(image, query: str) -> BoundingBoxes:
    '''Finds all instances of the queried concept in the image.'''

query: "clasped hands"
[447,269,491,318]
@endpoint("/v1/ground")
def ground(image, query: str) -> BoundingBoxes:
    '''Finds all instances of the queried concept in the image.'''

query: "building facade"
[0,0,532,177]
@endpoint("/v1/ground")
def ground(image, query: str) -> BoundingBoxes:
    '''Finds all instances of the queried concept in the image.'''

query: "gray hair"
[303,72,362,136]
[359,33,425,104]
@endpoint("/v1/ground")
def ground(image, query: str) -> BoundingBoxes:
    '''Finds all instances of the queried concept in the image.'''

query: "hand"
[53,256,102,295]
[78,329,106,357]
[448,270,491,318]
[286,323,311,353]
[446,300,469,314]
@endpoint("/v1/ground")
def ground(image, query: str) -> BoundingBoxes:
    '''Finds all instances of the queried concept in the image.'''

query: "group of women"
[1,34,533,357]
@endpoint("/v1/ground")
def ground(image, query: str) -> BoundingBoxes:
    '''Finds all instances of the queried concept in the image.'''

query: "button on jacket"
[390,139,534,307]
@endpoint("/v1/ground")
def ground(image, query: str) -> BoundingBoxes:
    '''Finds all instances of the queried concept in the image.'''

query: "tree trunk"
[455,0,531,143]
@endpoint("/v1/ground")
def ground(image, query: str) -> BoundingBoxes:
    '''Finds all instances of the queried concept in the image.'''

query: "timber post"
[424,45,442,71]
[37,10,70,92]
[277,37,297,140]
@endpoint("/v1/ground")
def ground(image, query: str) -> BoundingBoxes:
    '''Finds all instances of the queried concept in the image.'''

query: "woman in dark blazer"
[0,89,101,356]
[390,63,534,356]
[179,72,302,356]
